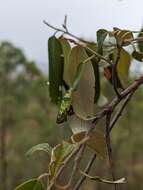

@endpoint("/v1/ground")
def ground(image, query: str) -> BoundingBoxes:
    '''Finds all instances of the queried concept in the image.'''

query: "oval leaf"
[62,45,95,119]
[86,44,101,103]
[69,115,89,134]
[15,179,44,190]
[58,37,71,84]
[66,46,86,86]
[26,143,52,157]
[117,48,131,85]
[49,141,75,179]
[107,48,131,87]
[97,29,108,55]
[48,36,63,104]
[90,58,100,103]
[68,46,95,119]
[71,130,107,158]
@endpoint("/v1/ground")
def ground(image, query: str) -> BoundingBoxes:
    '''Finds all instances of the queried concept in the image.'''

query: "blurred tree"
[0,41,28,190]
[0,42,58,190]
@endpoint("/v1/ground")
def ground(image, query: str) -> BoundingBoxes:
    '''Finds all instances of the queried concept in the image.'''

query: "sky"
[1,0,143,72]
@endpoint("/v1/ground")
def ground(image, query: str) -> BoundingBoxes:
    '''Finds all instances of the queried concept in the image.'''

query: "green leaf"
[71,130,107,158]
[49,141,75,179]
[90,58,100,103]
[132,51,143,62]
[117,48,131,81]
[58,37,71,84]
[86,44,100,103]
[57,45,95,121]
[14,179,44,190]
[69,115,88,134]
[26,143,52,157]
[48,36,63,104]
[97,94,108,107]
[108,48,131,87]
[65,46,86,86]
[68,46,95,119]
[72,62,85,90]
[97,29,108,55]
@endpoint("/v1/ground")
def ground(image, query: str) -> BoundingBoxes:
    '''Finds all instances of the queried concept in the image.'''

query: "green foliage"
[86,43,101,103]
[0,41,57,190]
[90,57,100,103]
[69,46,95,119]
[15,179,44,190]
[26,143,52,157]
[12,25,143,190]
[71,130,106,158]
[97,29,108,55]
[49,141,75,179]
[43,27,143,189]
[48,36,64,104]
[116,48,131,86]
[59,37,71,83]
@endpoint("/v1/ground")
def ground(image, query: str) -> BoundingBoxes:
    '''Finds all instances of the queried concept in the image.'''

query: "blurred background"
[1,0,143,189]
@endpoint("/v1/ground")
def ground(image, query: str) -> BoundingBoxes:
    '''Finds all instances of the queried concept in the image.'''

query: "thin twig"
[74,67,143,190]
[47,146,80,190]
[43,20,90,44]
[73,153,96,190]
[67,145,86,189]
[38,173,49,180]
[66,122,98,189]
[47,75,143,190]
[105,112,118,190]
[92,75,143,124]
[47,137,90,190]
[62,15,68,32]
[80,170,126,185]
[73,84,137,190]
[109,92,134,132]
[43,20,112,65]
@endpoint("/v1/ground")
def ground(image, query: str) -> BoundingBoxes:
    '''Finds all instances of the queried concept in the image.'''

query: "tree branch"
[73,153,96,190]
[109,92,134,132]
[72,75,143,189]
[43,20,111,65]
[45,21,143,189]
[105,112,118,190]
[92,75,143,125]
